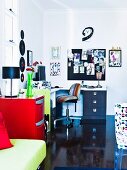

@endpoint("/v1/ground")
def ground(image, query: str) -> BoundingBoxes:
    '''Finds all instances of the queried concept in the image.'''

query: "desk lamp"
[96,71,102,88]
[2,67,20,97]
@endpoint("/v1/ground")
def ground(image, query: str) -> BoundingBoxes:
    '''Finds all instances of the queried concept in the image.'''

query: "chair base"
[54,116,81,129]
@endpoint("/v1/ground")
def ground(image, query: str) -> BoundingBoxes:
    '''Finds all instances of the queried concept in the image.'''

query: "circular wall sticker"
[20,30,24,39]
[82,27,94,41]
[19,57,25,72]
[19,40,25,56]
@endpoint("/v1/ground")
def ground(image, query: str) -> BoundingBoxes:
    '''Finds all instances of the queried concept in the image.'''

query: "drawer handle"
[36,99,44,104]
[36,119,44,126]
[93,100,97,104]
[93,108,97,112]
[93,92,97,96]
[92,135,96,139]
[93,128,96,133]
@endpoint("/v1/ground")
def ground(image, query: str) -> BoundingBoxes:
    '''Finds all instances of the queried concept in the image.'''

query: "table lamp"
[96,72,102,88]
[2,67,20,97]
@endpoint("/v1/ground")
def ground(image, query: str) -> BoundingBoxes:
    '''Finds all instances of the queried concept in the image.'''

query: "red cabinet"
[0,96,45,140]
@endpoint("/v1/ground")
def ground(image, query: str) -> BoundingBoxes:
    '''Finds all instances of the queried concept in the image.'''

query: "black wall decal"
[19,57,25,72]
[19,40,25,56]
[19,30,25,82]
[82,27,94,41]
[20,30,24,39]
[21,73,24,82]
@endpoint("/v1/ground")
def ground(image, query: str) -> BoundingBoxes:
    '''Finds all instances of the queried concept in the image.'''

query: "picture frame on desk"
[27,50,33,66]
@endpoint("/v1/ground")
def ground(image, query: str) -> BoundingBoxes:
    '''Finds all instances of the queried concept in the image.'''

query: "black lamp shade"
[2,67,20,79]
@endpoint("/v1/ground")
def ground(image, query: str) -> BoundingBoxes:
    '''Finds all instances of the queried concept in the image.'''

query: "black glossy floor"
[41,116,115,170]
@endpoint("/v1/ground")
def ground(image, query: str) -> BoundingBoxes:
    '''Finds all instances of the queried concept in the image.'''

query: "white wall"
[43,9,127,115]
[19,0,44,88]
[0,0,44,91]
[0,0,5,90]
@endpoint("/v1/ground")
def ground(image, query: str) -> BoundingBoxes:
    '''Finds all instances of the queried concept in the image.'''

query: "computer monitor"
[33,66,46,81]
[37,66,46,81]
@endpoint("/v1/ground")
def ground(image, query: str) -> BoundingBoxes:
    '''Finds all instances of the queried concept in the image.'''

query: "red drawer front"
[0,96,45,140]
[6,122,45,140]
[36,123,45,140]
[9,122,45,140]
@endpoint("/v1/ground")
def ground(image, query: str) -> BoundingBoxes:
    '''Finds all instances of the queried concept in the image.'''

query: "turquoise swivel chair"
[54,83,81,128]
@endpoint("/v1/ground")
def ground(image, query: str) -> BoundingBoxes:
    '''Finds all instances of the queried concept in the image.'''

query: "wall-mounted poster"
[51,46,61,59]
[109,49,122,67]
[67,49,106,80]
[50,62,60,76]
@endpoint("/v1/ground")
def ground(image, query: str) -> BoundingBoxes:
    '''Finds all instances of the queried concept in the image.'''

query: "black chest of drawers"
[83,90,107,121]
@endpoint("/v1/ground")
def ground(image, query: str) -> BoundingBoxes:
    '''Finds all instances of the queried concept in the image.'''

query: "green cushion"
[0,139,46,170]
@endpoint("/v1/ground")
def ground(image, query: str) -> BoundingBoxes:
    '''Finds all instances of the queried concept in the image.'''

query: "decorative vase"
[26,72,33,97]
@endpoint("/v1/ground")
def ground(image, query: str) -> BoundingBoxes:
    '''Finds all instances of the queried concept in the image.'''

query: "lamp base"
[96,84,102,88]
[96,80,102,88]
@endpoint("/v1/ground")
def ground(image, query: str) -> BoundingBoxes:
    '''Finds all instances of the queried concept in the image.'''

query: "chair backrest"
[114,103,127,148]
[69,83,81,99]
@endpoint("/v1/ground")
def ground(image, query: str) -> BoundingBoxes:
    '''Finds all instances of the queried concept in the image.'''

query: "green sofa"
[0,139,46,170]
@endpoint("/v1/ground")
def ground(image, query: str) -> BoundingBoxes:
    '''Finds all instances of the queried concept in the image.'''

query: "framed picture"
[109,50,122,67]
[50,62,61,76]
[51,47,61,59]
[27,50,33,66]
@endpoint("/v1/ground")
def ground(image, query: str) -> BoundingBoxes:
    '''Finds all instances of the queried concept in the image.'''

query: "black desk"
[54,87,107,121]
